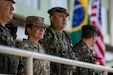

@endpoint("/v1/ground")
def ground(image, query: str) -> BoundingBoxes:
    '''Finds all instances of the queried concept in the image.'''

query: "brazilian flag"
[70,0,89,45]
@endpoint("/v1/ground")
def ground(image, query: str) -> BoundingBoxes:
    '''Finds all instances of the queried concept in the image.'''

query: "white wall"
[16,26,27,40]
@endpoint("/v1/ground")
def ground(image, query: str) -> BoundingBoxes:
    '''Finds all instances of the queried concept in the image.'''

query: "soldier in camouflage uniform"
[18,16,50,75]
[73,25,100,75]
[40,7,74,75]
[0,0,19,74]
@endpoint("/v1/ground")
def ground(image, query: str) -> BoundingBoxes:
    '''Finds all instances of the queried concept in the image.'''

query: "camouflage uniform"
[40,26,74,75]
[18,16,50,75]
[73,40,95,75]
[0,24,19,74]
[19,39,50,75]
[40,7,74,75]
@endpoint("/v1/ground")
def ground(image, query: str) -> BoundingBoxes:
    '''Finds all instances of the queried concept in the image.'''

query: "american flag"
[90,0,105,65]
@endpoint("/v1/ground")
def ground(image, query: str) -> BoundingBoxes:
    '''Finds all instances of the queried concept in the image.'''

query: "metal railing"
[0,45,113,75]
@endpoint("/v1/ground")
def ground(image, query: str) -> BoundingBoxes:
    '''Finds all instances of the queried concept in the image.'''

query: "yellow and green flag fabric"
[70,0,89,45]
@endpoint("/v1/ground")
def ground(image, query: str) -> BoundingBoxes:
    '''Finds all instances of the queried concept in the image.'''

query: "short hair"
[82,25,100,39]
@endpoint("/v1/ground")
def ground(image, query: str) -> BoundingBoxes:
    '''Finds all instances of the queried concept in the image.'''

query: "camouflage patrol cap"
[82,25,100,36]
[6,0,16,4]
[25,16,47,35]
[48,7,69,16]
[26,16,47,27]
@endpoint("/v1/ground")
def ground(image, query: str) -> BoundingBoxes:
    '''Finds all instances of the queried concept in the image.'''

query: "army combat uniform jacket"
[19,39,50,75]
[73,40,95,75]
[40,26,74,75]
[0,25,19,74]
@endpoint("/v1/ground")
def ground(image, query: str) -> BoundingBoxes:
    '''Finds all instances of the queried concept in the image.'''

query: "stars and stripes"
[90,0,105,65]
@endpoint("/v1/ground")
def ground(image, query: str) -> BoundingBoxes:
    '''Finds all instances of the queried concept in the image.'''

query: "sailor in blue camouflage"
[18,16,50,75]
[73,25,100,75]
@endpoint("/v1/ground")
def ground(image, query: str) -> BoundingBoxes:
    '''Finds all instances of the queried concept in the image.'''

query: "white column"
[109,0,113,45]
[26,56,33,75]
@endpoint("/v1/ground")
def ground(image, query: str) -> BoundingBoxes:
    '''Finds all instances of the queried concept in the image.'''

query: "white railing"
[0,45,113,75]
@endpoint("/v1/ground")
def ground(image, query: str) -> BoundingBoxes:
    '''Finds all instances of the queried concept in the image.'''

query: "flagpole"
[69,0,74,23]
